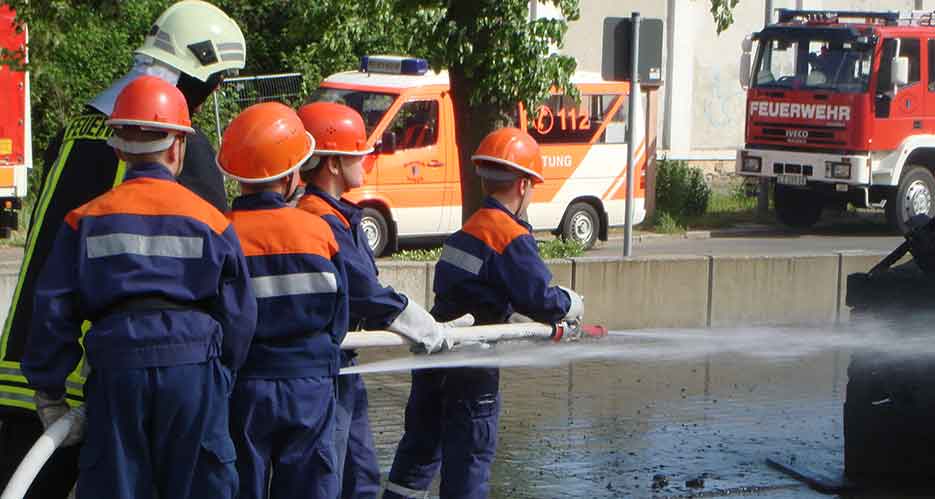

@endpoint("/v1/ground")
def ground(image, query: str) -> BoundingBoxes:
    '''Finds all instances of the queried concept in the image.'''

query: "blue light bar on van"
[360,56,429,75]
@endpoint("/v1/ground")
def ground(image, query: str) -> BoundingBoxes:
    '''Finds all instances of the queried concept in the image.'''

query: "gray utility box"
[601,16,664,84]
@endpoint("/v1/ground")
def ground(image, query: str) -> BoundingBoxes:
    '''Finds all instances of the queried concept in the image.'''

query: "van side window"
[528,94,601,144]
[388,100,439,149]
[597,95,626,144]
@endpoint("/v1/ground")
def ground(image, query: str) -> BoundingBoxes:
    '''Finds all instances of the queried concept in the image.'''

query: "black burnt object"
[845,214,935,487]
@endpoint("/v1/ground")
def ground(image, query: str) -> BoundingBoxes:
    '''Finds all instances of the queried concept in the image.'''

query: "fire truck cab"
[0,4,27,237]
[737,9,935,233]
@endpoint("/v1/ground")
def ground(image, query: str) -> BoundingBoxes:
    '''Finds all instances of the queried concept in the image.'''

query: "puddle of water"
[358,324,935,497]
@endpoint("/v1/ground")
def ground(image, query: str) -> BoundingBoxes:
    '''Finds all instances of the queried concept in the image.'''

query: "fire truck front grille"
[773,163,814,176]
[753,122,847,147]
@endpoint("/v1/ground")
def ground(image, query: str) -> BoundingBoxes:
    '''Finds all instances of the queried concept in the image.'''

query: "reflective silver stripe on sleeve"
[87,234,204,259]
[251,272,337,299]
[439,244,483,275]
[383,482,430,499]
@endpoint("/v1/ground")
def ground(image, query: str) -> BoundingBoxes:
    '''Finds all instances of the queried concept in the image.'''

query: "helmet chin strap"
[515,178,531,218]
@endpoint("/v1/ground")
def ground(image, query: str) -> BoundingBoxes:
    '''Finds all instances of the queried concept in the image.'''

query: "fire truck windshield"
[308,87,397,135]
[753,36,873,93]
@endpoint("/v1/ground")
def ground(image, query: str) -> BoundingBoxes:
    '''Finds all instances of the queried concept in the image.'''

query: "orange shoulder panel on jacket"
[65,177,230,234]
[228,207,339,259]
[462,208,529,254]
[296,195,350,229]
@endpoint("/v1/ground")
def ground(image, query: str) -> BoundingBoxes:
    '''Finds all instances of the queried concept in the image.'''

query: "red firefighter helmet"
[471,127,544,184]
[106,75,194,153]
[217,102,315,183]
[297,102,373,156]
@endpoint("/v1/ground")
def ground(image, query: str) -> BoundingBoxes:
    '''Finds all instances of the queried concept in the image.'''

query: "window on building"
[386,100,439,149]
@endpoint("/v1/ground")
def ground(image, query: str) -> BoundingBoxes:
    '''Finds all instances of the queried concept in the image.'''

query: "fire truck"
[737,9,935,233]
[0,4,28,237]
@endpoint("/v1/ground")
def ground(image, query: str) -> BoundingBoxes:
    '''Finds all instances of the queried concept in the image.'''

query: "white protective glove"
[34,391,85,447]
[507,312,535,324]
[388,296,474,354]
[559,286,584,321]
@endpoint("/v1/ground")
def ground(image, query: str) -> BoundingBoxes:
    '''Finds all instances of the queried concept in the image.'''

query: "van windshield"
[753,35,873,93]
[308,86,397,135]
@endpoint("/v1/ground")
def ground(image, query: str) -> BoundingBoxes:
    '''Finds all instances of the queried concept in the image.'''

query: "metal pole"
[757,0,772,218]
[624,13,640,257]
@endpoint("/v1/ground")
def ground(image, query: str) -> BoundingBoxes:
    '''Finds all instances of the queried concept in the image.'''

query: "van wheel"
[887,166,935,235]
[361,207,389,256]
[561,202,599,249]
[774,184,822,228]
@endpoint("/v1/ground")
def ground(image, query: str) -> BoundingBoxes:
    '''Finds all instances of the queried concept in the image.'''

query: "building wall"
[552,0,934,156]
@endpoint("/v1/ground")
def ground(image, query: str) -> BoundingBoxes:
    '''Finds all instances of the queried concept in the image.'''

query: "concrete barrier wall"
[709,255,839,327]
[573,256,710,330]
[0,252,894,332]
[377,252,893,329]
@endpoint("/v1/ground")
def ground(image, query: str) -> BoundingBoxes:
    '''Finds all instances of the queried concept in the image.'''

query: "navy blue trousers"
[230,376,337,499]
[384,368,500,499]
[76,359,237,499]
[335,359,381,499]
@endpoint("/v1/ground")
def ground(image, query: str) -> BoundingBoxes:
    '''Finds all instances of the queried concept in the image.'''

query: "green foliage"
[652,211,685,234]
[710,0,742,34]
[537,238,584,259]
[391,247,443,262]
[655,159,711,220]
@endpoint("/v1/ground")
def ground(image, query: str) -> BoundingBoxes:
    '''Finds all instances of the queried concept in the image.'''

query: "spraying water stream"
[345,321,934,375]
[355,321,935,497]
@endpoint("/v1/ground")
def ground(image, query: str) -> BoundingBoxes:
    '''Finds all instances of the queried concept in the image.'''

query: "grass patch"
[537,238,584,259]
[390,237,585,262]
[391,247,443,261]
[651,211,685,234]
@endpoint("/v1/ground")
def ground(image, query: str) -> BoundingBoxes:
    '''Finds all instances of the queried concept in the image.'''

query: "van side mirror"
[739,53,752,89]
[381,131,397,153]
[892,56,910,87]
[739,35,753,89]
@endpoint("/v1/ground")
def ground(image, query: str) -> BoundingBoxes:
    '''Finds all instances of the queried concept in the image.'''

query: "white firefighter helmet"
[134,0,246,82]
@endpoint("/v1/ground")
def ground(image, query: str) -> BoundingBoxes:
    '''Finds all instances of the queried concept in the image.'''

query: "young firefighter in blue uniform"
[296,102,466,499]
[219,102,349,499]
[383,128,585,499]
[21,76,257,499]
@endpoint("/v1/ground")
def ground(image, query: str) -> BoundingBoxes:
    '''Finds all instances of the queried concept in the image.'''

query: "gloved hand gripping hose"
[1,406,86,499]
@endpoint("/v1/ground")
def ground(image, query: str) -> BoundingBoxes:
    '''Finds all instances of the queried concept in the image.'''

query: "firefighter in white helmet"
[0,3,246,498]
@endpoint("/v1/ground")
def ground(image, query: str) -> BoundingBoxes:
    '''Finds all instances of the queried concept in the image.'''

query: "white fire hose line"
[339,323,557,350]
[1,406,85,499]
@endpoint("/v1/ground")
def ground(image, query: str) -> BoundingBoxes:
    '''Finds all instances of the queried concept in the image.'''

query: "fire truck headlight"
[826,161,851,179]
[741,155,762,173]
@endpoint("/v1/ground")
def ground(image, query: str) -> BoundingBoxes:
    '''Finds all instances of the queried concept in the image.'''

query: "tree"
[396,0,580,221]
[710,0,742,34]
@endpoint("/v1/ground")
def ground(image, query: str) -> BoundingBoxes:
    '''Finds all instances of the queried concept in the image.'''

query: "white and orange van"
[308,56,646,255]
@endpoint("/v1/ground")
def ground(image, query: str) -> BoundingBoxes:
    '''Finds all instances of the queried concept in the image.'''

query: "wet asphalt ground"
[359,346,851,498]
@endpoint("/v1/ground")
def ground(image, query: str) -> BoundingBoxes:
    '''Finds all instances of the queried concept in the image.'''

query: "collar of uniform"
[231,191,287,211]
[302,185,363,226]
[125,162,178,183]
[483,196,533,232]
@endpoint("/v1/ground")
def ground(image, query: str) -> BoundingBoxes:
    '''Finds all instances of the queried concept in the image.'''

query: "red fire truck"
[737,9,935,233]
[0,4,27,237]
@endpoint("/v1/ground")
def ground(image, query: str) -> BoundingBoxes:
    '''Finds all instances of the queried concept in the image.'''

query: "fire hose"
[0,321,605,498]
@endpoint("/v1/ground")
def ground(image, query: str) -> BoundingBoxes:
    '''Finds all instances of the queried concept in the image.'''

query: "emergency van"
[737,9,935,233]
[309,56,646,255]
[0,4,27,237]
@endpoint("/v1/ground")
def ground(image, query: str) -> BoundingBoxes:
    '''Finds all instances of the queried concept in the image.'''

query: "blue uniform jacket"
[297,187,407,331]
[432,197,571,325]
[22,163,257,399]
[228,192,349,379]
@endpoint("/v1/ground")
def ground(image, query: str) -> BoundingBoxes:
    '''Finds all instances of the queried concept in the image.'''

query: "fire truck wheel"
[887,166,935,234]
[774,184,822,228]
[561,202,599,250]
[361,207,390,256]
